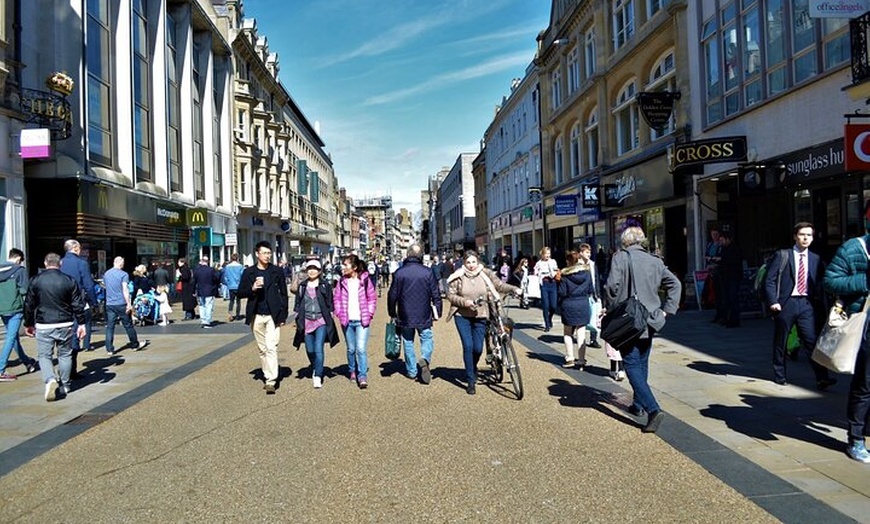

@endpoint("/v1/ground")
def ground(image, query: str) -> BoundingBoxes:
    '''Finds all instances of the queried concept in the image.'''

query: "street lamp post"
[529,186,542,255]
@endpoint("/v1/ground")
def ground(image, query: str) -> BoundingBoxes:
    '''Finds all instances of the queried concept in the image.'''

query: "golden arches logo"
[97,189,109,210]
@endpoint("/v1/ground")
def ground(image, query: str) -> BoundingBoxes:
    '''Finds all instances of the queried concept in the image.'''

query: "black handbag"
[600,250,649,349]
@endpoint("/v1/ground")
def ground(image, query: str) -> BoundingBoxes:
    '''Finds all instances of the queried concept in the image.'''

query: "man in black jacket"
[24,253,86,402]
[237,241,289,394]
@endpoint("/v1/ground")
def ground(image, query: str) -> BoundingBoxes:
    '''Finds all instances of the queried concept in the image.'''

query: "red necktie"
[797,253,807,295]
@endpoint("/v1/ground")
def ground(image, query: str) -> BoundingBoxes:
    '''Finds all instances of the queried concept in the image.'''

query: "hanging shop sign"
[845,124,870,172]
[20,88,72,140]
[672,136,747,170]
[20,128,51,159]
[187,208,209,226]
[637,91,681,131]
[581,183,600,208]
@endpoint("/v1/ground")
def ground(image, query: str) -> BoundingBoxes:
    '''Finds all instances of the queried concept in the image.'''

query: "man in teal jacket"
[0,248,37,380]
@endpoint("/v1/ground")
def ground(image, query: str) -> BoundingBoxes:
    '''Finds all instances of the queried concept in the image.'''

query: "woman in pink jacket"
[333,254,378,388]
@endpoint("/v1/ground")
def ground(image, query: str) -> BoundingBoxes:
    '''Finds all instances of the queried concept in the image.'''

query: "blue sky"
[243,0,550,215]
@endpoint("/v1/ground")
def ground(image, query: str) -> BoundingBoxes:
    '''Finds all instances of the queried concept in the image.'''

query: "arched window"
[554,136,564,186]
[585,107,599,168]
[570,124,582,178]
[613,80,638,155]
[648,49,676,140]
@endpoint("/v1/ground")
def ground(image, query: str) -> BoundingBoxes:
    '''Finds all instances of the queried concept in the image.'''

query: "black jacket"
[292,279,340,349]
[24,268,86,327]
[237,264,289,326]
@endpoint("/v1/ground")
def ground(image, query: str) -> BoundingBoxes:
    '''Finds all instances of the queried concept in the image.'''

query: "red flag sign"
[845,124,870,172]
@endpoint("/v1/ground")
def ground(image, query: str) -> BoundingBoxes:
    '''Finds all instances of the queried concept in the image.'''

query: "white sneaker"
[45,379,58,402]
[313,376,322,389]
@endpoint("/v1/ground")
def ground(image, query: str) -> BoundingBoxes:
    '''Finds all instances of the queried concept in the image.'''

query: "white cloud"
[363,51,532,106]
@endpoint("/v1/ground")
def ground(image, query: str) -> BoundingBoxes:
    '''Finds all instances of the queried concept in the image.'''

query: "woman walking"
[446,251,519,395]
[557,248,594,370]
[292,259,339,389]
[511,258,530,309]
[533,247,559,332]
[333,254,377,389]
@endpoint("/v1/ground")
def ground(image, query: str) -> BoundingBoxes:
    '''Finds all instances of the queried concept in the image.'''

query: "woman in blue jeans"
[446,251,519,395]
[292,259,339,389]
[533,247,559,332]
[333,255,377,389]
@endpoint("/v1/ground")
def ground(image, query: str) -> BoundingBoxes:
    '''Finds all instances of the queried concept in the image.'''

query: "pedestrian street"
[0,299,865,523]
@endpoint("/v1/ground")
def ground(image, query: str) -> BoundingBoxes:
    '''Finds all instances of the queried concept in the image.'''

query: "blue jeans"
[848,328,870,442]
[344,321,370,378]
[454,315,487,384]
[36,326,73,387]
[400,326,433,378]
[304,325,327,378]
[72,308,93,351]
[540,280,557,329]
[0,312,32,372]
[105,304,139,353]
[622,337,660,414]
[198,296,215,325]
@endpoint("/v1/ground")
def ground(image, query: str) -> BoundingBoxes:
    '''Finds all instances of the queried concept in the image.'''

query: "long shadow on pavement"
[547,377,642,430]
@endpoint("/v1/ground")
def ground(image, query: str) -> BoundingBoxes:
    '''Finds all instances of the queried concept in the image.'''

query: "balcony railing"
[851,11,870,86]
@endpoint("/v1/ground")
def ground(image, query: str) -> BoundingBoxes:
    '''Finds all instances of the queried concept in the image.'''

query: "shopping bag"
[786,324,800,355]
[812,299,866,374]
[385,319,402,360]
[526,275,541,299]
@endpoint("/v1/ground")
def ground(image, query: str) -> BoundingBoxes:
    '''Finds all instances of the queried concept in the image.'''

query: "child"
[155,284,172,326]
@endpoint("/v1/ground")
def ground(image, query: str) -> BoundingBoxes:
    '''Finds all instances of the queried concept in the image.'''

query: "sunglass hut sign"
[775,140,844,185]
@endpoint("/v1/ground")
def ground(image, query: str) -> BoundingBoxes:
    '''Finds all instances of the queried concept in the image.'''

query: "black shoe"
[628,405,645,417]
[643,411,665,433]
[774,377,788,386]
[816,378,837,391]
[466,383,476,395]
[588,341,602,349]
[418,358,431,385]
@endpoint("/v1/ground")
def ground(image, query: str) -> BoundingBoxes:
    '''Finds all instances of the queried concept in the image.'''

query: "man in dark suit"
[764,222,836,390]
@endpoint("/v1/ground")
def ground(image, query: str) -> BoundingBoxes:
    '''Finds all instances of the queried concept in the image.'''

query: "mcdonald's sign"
[187,208,208,226]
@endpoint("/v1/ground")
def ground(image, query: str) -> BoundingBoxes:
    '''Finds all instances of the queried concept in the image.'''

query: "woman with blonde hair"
[533,246,559,332]
[131,264,153,297]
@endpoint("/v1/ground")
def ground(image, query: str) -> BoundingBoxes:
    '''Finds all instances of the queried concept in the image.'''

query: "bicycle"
[479,294,524,400]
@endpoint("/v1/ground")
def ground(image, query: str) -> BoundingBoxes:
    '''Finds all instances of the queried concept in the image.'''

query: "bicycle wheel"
[486,333,504,382]
[503,336,524,400]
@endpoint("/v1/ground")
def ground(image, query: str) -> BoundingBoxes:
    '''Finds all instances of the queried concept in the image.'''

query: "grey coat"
[604,245,681,337]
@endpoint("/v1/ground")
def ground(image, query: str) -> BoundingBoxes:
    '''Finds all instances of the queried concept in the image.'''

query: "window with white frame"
[702,0,847,128]
[554,136,564,186]
[613,80,638,155]
[570,124,582,178]
[648,49,676,141]
[87,0,114,167]
[192,38,205,201]
[166,11,183,192]
[568,46,581,94]
[613,0,634,50]
[584,28,596,79]
[585,108,599,168]
[551,69,562,109]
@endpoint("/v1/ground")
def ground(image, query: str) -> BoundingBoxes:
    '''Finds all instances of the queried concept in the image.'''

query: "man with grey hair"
[103,256,149,355]
[23,253,86,401]
[60,239,96,378]
[604,226,681,433]
[388,244,443,384]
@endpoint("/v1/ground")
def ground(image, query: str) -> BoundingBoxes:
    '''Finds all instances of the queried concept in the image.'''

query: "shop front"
[25,178,190,277]
[601,154,687,279]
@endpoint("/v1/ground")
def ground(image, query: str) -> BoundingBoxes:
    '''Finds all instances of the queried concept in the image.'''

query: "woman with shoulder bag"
[446,250,520,395]
[823,202,870,464]
[533,247,559,332]
[558,247,595,370]
[292,259,340,389]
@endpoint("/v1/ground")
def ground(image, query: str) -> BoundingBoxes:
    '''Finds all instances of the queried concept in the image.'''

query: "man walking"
[23,253,86,401]
[192,256,220,328]
[237,241,288,394]
[222,253,244,322]
[387,244,442,384]
[0,248,38,380]
[60,239,96,378]
[103,256,149,355]
[765,222,836,390]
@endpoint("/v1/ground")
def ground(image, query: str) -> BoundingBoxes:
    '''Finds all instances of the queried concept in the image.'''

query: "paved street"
[0,299,866,523]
